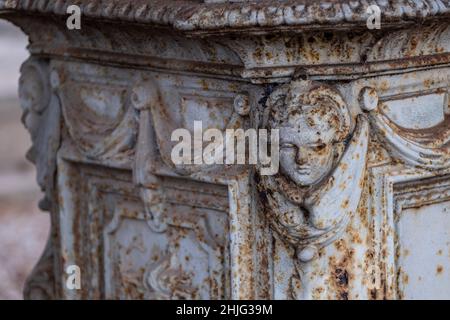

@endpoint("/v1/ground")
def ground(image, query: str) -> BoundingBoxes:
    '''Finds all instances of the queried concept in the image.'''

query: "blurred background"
[0,19,50,299]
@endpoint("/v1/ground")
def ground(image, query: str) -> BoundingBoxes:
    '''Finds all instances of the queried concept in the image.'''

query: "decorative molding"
[223,22,450,82]
[367,23,450,62]
[370,166,450,299]
[1,0,450,33]
[95,170,230,299]
[4,13,450,83]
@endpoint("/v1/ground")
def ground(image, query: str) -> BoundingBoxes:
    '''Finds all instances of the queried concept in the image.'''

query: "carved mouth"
[296,166,311,174]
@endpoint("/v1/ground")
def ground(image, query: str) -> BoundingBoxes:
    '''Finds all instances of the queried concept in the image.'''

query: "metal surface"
[1,1,449,299]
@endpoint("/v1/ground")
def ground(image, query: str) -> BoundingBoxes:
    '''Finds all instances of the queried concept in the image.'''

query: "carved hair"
[264,80,352,143]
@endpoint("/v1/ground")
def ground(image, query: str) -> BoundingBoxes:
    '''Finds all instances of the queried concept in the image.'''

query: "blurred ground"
[0,20,50,299]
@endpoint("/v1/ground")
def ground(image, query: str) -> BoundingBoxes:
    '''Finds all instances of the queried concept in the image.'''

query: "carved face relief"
[260,80,369,283]
[268,81,351,188]
[279,105,340,186]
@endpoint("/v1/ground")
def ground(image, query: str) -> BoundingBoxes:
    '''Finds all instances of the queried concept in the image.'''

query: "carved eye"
[311,144,326,152]
[281,143,296,149]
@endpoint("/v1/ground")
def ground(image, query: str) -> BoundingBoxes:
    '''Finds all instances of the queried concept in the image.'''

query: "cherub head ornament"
[265,80,352,187]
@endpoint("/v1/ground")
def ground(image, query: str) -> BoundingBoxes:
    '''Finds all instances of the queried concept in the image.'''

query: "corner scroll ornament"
[19,58,61,299]
[360,87,450,170]
[257,80,369,299]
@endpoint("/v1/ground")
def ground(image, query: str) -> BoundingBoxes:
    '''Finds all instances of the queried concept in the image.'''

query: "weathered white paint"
[1,0,449,300]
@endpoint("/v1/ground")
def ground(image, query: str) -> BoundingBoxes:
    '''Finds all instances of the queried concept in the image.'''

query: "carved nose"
[296,147,307,165]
